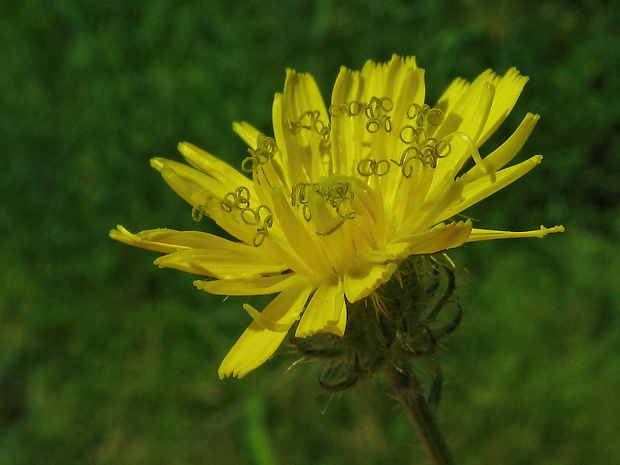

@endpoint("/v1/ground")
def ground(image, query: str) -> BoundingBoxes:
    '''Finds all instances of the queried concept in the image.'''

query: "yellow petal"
[389,220,473,257]
[305,187,351,273]
[151,158,256,244]
[435,70,494,139]
[109,225,182,254]
[461,113,539,184]
[467,225,565,242]
[272,93,300,186]
[218,282,313,378]
[263,233,317,276]
[232,121,261,148]
[442,155,543,220]
[271,187,330,276]
[329,66,361,176]
[243,303,297,332]
[155,247,285,279]
[434,77,470,118]
[478,67,529,145]
[344,261,398,303]
[295,278,346,338]
[110,227,254,254]
[384,66,426,200]
[402,175,465,233]
[151,157,231,205]
[194,273,305,296]
[358,55,422,107]
[278,69,329,181]
[441,81,495,148]
[430,82,496,194]
[177,142,251,189]
[322,301,347,337]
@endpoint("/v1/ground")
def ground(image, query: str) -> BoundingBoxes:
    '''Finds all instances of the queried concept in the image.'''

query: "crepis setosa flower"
[111,55,564,378]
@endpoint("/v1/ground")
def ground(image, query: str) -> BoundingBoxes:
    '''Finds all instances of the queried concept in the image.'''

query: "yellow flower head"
[110,55,563,378]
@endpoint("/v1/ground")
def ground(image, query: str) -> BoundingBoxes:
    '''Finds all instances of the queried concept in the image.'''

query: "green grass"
[2,0,619,463]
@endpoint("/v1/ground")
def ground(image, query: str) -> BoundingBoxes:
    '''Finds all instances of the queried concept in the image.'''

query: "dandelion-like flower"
[111,55,563,379]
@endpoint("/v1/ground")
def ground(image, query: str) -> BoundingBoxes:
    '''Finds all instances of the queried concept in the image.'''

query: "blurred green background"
[2,0,619,464]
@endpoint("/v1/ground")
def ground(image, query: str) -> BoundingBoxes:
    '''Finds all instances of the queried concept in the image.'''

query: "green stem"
[386,366,455,465]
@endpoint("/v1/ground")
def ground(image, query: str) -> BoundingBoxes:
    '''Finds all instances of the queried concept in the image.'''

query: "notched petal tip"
[177,141,191,152]
[217,366,240,379]
[109,224,141,245]
[177,142,205,165]
[150,157,165,172]
[540,224,565,236]
[506,66,529,83]
[109,224,128,240]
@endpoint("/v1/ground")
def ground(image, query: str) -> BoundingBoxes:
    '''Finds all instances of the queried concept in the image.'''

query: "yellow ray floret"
[218,282,313,378]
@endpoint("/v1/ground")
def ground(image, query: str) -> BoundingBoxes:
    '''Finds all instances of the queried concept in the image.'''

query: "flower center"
[291,177,357,236]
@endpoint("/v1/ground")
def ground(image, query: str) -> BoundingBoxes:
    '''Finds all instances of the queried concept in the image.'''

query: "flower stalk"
[386,365,455,465]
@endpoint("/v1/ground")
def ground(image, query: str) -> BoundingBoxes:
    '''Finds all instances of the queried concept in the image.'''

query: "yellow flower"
[110,55,564,378]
